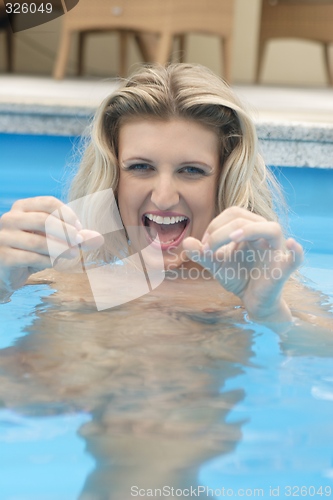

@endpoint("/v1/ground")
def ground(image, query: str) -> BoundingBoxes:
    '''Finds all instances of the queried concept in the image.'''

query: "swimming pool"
[0,133,333,499]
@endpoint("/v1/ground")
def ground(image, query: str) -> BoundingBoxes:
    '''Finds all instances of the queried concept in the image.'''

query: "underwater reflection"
[0,272,255,499]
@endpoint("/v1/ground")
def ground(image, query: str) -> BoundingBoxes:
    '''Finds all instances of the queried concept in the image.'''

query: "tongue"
[146,220,187,244]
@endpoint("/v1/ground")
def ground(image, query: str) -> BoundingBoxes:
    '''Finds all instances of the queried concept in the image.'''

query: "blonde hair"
[68,63,284,262]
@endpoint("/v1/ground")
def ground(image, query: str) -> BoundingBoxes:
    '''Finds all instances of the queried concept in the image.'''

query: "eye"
[181,166,206,176]
[125,163,153,172]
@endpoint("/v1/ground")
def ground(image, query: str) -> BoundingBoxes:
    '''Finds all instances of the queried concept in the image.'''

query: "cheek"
[117,180,130,221]
[118,178,142,222]
[193,186,216,214]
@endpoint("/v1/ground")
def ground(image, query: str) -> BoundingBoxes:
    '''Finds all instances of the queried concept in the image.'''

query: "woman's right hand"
[0,196,103,302]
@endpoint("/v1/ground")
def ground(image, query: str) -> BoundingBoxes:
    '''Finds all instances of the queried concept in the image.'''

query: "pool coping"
[1,101,333,169]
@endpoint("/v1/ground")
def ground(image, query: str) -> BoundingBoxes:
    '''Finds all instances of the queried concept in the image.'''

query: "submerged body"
[1,270,333,498]
[0,272,252,498]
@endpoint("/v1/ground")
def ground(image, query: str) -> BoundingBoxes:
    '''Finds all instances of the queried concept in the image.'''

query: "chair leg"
[134,33,158,63]
[77,31,86,76]
[178,34,186,63]
[222,36,232,83]
[119,31,128,77]
[6,26,13,73]
[256,39,266,84]
[53,29,73,79]
[155,32,173,66]
[324,42,333,86]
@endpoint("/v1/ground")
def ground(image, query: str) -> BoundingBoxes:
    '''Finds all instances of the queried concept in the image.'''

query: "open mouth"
[142,213,190,248]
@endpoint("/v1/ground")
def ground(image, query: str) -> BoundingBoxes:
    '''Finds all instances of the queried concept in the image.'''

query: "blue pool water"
[1,134,95,499]
[0,133,333,499]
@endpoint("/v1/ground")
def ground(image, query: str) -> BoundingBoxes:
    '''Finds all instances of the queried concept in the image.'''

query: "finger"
[285,238,304,272]
[228,221,284,250]
[45,230,104,264]
[45,213,83,247]
[1,229,105,264]
[182,236,203,262]
[8,197,83,246]
[12,197,80,226]
[0,246,52,271]
[78,230,105,251]
[11,196,82,230]
[204,217,259,252]
[183,236,227,272]
[182,236,202,252]
[202,207,265,243]
[2,211,82,246]
[0,229,79,259]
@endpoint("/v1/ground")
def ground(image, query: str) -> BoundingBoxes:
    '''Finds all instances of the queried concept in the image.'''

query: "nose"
[150,172,180,210]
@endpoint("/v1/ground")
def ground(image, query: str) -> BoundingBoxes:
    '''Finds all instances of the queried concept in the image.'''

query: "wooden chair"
[75,30,158,77]
[161,0,234,81]
[53,0,235,81]
[256,0,333,85]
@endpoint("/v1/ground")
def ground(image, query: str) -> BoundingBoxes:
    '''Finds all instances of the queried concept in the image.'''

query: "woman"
[0,64,332,499]
[0,63,329,331]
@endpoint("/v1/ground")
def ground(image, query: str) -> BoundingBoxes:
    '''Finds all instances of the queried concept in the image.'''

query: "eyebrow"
[122,157,215,170]
[122,157,154,164]
[179,161,214,170]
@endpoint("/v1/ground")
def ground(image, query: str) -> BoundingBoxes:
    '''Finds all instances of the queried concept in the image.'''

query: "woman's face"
[117,118,220,270]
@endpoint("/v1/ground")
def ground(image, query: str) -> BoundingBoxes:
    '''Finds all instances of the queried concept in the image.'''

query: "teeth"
[145,214,188,225]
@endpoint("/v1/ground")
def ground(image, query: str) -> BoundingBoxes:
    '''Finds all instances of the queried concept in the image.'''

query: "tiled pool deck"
[1,76,333,168]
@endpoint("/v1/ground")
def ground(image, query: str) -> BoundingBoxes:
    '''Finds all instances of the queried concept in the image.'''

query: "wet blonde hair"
[69,63,284,262]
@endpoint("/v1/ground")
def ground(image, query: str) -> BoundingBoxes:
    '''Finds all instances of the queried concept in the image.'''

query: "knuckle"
[270,221,282,234]
[225,206,243,217]
[7,210,26,228]
[0,229,8,245]
[2,206,35,230]
[25,233,39,249]
[232,218,246,230]
[0,211,14,228]
[11,199,24,210]
[43,196,62,212]
[36,212,48,228]
[257,214,266,222]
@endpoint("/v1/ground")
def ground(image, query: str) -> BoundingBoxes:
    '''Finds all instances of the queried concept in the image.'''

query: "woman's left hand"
[182,207,304,323]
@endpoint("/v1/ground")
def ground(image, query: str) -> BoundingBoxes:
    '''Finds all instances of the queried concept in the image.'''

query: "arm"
[182,206,318,330]
[280,280,333,350]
